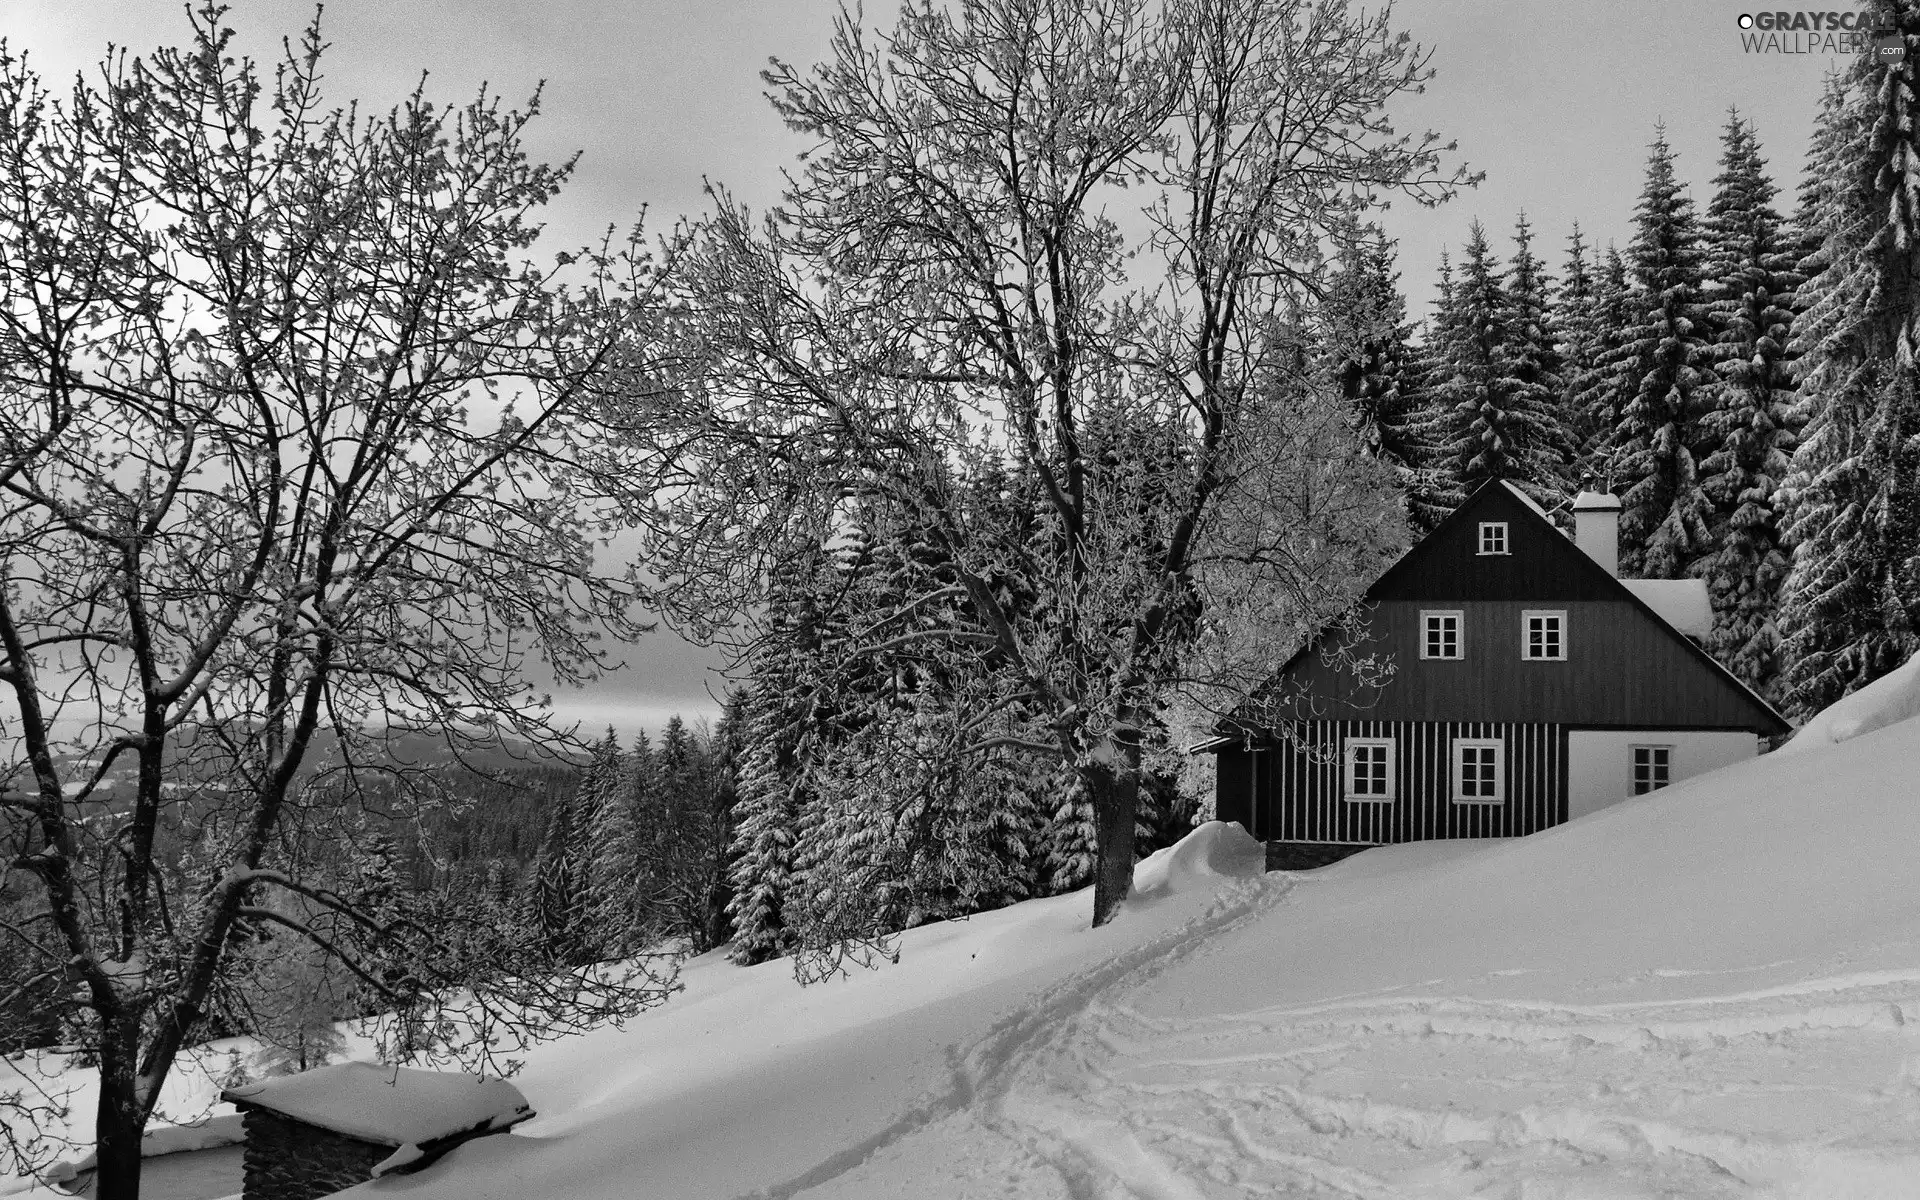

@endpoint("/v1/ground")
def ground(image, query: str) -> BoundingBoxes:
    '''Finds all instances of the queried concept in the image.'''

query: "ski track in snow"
[784,870,1920,1199]
[974,959,1920,1198]
[740,871,1297,1200]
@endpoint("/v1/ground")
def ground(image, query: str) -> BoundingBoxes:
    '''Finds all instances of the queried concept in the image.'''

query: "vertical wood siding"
[1261,721,1564,844]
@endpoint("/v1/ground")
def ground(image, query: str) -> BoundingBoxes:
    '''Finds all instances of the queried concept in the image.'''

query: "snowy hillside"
[316,708,1920,1199]
[11,702,1920,1198]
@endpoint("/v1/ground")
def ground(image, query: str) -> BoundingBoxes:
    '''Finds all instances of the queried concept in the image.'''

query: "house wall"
[1566,729,1761,821]
[1269,599,1776,728]
[238,1108,390,1200]
[1240,720,1565,845]
[1242,482,1784,736]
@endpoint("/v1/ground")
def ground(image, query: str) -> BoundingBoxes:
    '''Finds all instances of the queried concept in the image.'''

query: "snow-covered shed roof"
[222,1062,533,1147]
[1619,579,1713,640]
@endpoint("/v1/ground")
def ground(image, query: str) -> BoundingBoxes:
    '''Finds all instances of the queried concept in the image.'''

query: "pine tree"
[581,728,637,957]
[528,778,587,964]
[1404,252,1463,519]
[1429,220,1568,504]
[1693,112,1801,699]
[1778,13,1920,718]
[1569,244,1638,484]
[1607,126,1716,578]
[1555,223,1599,457]
[724,548,837,965]
[1324,237,1445,532]
[1502,212,1574,500]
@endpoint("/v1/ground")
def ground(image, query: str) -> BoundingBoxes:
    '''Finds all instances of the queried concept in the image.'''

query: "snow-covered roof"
[222,1062,533,1147]
[1620,579,1713,639]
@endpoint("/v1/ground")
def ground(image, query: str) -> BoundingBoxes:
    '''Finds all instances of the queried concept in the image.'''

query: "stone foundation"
[1265,841,1372,871]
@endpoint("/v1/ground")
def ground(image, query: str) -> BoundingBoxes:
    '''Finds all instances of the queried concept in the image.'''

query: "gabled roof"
[1216,479,1791,739]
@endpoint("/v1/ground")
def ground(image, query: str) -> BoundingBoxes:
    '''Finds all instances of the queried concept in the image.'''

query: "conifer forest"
[6,1,1920,1196]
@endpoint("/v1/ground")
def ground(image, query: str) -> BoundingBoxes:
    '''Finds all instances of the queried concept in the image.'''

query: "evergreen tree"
[528,777,588,964]
[1428,220,1568,504]
[1324,237,1446,532]
[1502,212,1574,499]
[1694,112,1801,699]
[581,728,638,957]
[1607,126,1716,577]
[1778,13,1920,718]
[724,548,837,965]
[1569,244,1638,484]
[1554,222,1600,456]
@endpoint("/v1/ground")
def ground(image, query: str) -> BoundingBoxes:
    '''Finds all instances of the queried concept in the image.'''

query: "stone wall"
[238,1108,390,1200]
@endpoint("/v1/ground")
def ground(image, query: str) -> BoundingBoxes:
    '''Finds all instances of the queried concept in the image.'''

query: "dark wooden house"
[221,1062,533,1200]
[1209,480,1790,848]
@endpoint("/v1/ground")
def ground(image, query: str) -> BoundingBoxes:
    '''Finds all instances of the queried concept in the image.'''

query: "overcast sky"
[0,0,1850,734]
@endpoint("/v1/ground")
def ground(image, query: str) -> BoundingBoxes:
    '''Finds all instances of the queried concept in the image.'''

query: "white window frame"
[1631,744,1672,795]
[1521,609,1567,660]
[1343,737,1396,803]
[1477,522,1509,555]
[1420,610,1464,660]
[1451,737,1504,804]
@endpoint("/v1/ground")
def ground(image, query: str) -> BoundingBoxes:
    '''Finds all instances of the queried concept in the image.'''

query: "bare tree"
[661,0,1468,933]
[0,9,684,1195]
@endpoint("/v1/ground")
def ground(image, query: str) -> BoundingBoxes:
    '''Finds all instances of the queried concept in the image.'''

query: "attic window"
[1477,522,1509,555]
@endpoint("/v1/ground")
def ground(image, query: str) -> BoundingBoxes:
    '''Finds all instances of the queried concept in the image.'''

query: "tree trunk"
[92,1026,147,1200]
[1085,731,1141,928]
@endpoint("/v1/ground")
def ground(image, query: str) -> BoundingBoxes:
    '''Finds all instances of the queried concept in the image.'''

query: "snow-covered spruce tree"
[1693,112,1801,700]
[639,714,737,950]
[723,690,800,965]
[1568,245,1638,486]
[1324,237,1446,533]
[528,778,590,966]
[1502,212,1575,501]
[1554,223,1601,463]
[1777,11,1920,719]
[1403,251,1465,519]
[581,729,639,958]
[1790,72,1856,306]
[1428,220,1568,505]
[724,547,839,965]
[1606,126,1716,578]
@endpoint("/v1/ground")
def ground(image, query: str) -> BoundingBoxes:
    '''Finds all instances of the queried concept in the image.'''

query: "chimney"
[1573,491,1621,577]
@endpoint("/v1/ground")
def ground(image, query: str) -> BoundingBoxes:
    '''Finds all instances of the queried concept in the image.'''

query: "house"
[1208,479,1790,849]
[220,1061,534,1200]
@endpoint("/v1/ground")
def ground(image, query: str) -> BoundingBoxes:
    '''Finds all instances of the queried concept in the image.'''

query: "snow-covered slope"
[13,683,1920,1199]
[1781,652,1920,755]
[335,702,1920,1200]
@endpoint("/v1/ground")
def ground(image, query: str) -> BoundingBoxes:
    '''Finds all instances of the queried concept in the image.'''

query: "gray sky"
[0,0,1847,734]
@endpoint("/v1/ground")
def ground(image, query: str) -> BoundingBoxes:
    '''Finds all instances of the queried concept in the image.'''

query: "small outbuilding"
[220,1061,534,1200]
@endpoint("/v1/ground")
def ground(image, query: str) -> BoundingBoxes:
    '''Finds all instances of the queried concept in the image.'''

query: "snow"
[1621,577,1714,638]
[1780,651,1920,754]
[222,1062,531,1147]
[13,669,1920,1200]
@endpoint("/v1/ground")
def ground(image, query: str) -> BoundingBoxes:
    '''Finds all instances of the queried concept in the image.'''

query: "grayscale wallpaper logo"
[1734,11,1904,55]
